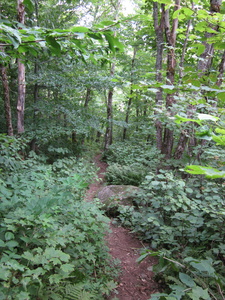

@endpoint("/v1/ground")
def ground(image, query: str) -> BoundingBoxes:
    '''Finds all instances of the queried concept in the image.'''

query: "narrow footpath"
[85,154,159,300]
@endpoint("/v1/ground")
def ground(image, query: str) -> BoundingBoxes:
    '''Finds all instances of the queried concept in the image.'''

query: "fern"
[51,283,98,300]
[65,283,97,300]
[106,163,147,186]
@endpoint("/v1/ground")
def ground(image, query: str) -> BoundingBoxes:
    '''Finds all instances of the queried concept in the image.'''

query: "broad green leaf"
[6,240,19,248]
[217,92,225,101]
[1,24,21,48]
[5,232,15,240]
[197,113,218,122]
[175,115,201,125]
[179,273,195,287]
[191,43,205,55]
[185,165,225,178]
[0,267,11,280]
[46,36,61,55]
[212,134,225,146]
[60,263,74,273]
[214,42,225,50]
[70,26,90,33]
[0,239,5,247]
[104,33,116,53]
[187,286,210,300]
[88,32,103,40]
[24,0,34,12]
[215,128,225,135]
[183,7,194,17]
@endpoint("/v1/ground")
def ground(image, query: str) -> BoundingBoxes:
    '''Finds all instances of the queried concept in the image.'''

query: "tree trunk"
[216,50,225,87]
[198,0,221,75]
[84,88,92,108]
[123,47,137,140]
[153,2,164,151]
[173,3,193,159]
[162,0,180,159]
[104,0,121,151]
[104,82,114,150]
[0,62,14,136]
[17,0,26,134]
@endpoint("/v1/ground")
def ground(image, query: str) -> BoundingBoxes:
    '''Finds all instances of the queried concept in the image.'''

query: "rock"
[96,185,140,216]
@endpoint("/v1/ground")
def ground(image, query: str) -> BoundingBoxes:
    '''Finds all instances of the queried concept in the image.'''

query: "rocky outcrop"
[96,185,140,216]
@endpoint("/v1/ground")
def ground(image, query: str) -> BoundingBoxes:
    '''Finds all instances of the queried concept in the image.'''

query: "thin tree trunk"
[162,0,180,159]
[17,0,26,134]
[179,3,193,79]
[104,73,114,151]
[173,4,193,159]
[104,0,121,151]
[84,88,91,108]
[0,62,14,136]
[216,50,225,87]
[153,2,164,151]
[123,47,137,140]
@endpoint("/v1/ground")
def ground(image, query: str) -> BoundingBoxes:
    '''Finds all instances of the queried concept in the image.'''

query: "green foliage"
[139,250,223,300]
[0,135,117,299]
[115,170,225,299]
[106,163,147,186]
[105,141,162,171]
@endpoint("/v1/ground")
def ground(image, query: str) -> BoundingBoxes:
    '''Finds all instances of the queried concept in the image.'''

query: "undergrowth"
[117,171,225,299]
[0,134,118,300]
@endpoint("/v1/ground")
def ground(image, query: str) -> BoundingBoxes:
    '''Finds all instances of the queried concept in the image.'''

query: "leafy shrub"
[0,136,118,299]
[105,141,162,171]
[116,171,225,299]
[0,201,115,299]
[105,163,147,186]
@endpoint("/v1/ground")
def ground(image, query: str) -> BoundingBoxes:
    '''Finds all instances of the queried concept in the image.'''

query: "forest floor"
[85,154,159,300]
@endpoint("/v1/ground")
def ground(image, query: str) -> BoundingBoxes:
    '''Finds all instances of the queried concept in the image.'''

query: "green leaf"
[185,165,225,178]
[191,43,205,55]
[212,134,225,146]
[104,33,116,53]
[70,26,90,33]
[136,252,149,263]
[15,291,31,300]
[197,113,218,122]
[60,263,74,273]
[179,272,195,287]
[174,115,201,125]
[0,239,5,247]
[46,36,61,55]
[24,0,34,12]
[6,240,19,248]
[187,286,210,300]
[183,7,194,17]
[5,232,15,240]
[217,92,225,101]
[215,128,225,135]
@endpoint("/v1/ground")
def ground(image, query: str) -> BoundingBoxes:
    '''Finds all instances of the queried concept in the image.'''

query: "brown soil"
[85,154,159,300]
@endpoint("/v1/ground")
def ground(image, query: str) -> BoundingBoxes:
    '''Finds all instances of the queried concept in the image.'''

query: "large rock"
[96,185,140,216]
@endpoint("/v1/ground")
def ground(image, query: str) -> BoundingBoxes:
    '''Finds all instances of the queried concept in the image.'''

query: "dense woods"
[1,0,225,299]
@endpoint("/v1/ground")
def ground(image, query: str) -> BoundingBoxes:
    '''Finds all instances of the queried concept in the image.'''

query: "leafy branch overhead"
[0,21,124,58]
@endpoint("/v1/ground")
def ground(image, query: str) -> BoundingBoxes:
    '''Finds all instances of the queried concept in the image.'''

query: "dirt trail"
[85,154,159,300]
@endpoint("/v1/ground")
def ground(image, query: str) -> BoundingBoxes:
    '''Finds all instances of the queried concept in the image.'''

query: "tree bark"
[123,47,137,140]
[104,79,114,150]
[162,0,180,159]
[84,88,92,108]
[216,50,225,87]
[153,2,164,151]
[0,62,14,136]
[17,0,26,134]
[104,0,121,151]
